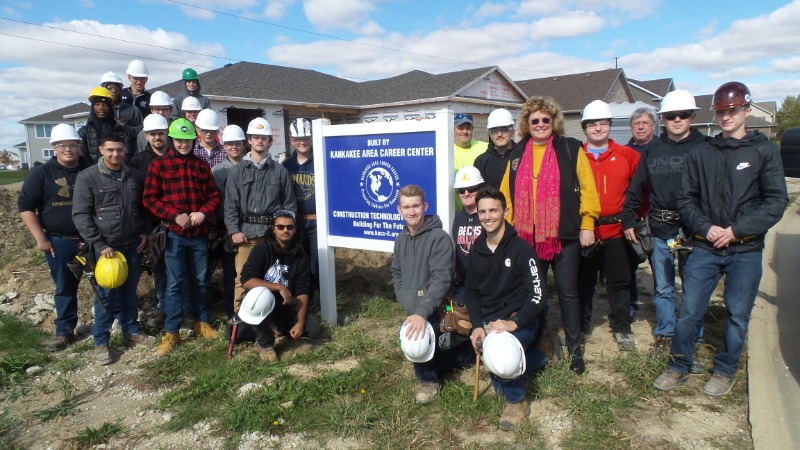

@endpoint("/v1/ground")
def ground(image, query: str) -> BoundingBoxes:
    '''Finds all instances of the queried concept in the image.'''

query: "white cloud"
[476,2,512,18]
[80,0,95,7]
[264,0,296,20]
[529,11,604,40]
[772,56,800,73]
[519,0,659,19]
[303,0,377,32]
[707,66,771,81]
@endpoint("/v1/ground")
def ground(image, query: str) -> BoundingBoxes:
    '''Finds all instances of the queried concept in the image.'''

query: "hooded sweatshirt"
[171,81,212,120]
[391,215,454,319]
[464,222,546,331]
[78,102,138,164]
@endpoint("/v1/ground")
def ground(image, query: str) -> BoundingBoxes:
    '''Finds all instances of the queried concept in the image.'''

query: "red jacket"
[143,149,220,237]
[582,140,640,240]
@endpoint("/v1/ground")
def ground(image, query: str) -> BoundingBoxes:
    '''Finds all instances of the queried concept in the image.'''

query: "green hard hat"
[182,68,199,81]
[168,118,197,140]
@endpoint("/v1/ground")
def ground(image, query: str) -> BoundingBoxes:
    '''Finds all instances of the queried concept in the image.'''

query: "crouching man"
[72,132,155,365]
[239,210,321,362]
[464,187,547,431]
[392,185,473,405]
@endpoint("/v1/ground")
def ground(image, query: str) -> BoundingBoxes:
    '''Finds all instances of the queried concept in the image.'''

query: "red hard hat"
[712,82,751,111]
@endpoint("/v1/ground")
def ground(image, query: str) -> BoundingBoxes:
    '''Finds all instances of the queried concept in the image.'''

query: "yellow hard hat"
[88,86,113,102]
[95,252,128,289]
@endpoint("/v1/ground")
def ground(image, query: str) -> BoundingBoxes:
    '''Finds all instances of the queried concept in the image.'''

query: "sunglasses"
[457,186,480,195]
[662,111,693,121]
[274,224,295,231]
[530,117,551,125]
[454,113,473,121]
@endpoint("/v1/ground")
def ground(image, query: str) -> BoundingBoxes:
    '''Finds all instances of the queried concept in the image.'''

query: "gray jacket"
[391,215,454,319]
[72,159,147,252]
[224,154,296,239]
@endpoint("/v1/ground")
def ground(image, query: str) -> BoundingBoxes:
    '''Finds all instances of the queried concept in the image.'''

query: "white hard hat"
[487,108,514,129]
[659,89,700,114]
[247,117,273,136]
[126,59,149,77]
[399,322,436,363]
[49,123,80,144]
[195,109,220,131]
[222,125,246,143]
[454,165,485,189]
[289,118,312,138]
[481,331,526,380]
[181,97,203,112]
[143,114,169,132]
[582,100,613,122]
[149,91,172,108]
[100,71,123,86]
[238,286,276,325]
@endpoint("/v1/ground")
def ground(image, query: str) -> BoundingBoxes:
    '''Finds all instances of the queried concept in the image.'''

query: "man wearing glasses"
[451,166,485,298]
[193,109,226,168]
[623,90,709,360]
[655,82,788,396]
[453,113,488,210]
[577,100,640,352]
[474,108,516,188]
[18,124,89,352]
[225,117,296,315]
[121,59,151,119]
[240,210,321,362]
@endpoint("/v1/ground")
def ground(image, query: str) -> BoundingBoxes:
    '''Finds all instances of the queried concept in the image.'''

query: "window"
[42,149,55,159]
[35,124,54,138]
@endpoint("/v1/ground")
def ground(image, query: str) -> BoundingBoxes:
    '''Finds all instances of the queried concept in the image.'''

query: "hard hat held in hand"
[399,322,436,363]
[95,252,128,289]
[238,286,276,325]
[481,331,526,380]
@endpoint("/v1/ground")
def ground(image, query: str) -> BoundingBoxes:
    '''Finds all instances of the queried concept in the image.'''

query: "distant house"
[629,78,674,108]
[18,103,88,167]
[692,95,777,138]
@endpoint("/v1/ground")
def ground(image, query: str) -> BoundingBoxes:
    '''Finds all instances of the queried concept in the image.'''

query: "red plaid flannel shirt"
[143,149,221,237]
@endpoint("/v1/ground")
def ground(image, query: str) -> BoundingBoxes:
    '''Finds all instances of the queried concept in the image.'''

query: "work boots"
[499,398,530,431]
[156,332,181,357]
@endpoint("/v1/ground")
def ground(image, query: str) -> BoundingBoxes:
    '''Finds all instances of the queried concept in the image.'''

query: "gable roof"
[20,102,88,123]
[629,78,674,98]
[515,68,632,112]
[356,66,499,106]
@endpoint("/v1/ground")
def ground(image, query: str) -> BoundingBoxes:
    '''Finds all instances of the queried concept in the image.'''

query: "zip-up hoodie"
[623,129,709,240]
[678,130,788,254]
[391,215,454,319]
[464,223,546,331]
[171,81,212,120]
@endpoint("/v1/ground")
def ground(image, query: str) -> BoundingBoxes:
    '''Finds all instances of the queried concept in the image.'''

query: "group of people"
[19,59,322,365]
[392,81,787,430]
[19,67,788,430]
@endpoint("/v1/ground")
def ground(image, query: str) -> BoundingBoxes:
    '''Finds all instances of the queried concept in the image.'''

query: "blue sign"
[324,131,437,241]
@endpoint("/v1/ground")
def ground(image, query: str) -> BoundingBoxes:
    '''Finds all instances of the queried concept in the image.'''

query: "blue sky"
[2,0,800,150]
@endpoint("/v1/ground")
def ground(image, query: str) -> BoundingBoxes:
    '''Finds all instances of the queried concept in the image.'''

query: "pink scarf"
[515,137,562,260]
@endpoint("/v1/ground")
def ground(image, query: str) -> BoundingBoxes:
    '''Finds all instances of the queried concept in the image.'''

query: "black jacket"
[78,109,139,165]
[678,131,788,254]
[623,129,709,240]
[505,135,585,240]
[473,141,514,189]
[121,88,151,119]
[464,223,546,332]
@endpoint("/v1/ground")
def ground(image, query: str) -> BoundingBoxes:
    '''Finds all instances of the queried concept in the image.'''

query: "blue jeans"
[92,241,142,346]
[651,237,687,337]
[413,313,474,384]
[44,236,81,336]
[152,260,167,311]
[164,232,210,333]
[669,247,762,377]
[489,319,548,404]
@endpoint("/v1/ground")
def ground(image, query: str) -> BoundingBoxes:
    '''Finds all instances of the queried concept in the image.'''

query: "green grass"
[0,313,50,386]
[0,169,27,186]
[69,422,124,448]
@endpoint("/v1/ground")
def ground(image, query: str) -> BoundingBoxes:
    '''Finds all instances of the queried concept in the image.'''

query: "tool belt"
[298,213,317,220]
[242,214,272,225]
[649,209,680,224]
[596,214,622,226]
[439,295,472,337]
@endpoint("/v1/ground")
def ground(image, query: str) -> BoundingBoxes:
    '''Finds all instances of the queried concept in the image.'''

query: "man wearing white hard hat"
[392,185,473,405]
[239,210,321,362]
[225,117,296,314]
[18,123,90,352]
[576,100,640,354]
[100,71,142,128]
[121,59,151,119]
[474,108,516,188]
[464,187,547,430]
[451,166,485,296]
[212,124,247,319]
[623,90,709,362]
[136,91,173,154]
[193,109,225,168]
